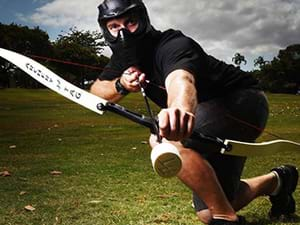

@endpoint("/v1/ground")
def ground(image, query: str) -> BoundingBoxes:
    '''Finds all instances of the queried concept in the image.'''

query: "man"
[90,0,299,224]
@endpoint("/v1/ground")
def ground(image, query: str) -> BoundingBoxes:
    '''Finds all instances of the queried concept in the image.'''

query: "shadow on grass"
[247,214,300,224]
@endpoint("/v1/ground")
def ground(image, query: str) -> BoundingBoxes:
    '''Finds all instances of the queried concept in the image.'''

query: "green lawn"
[0,89,299,225]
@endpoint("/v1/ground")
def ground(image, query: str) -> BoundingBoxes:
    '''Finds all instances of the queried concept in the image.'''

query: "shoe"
[269,165,299,219]
[209,216,246,225]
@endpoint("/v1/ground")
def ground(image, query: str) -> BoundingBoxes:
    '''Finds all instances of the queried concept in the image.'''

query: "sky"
[0,0,299,71]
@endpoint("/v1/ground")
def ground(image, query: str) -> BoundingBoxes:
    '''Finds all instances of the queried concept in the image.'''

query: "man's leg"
[189,153,247,224]
[231,173,278,210]
[190,163,298,223]
[178,88,269,224]
[231,165,298,218]
[175,143,240,223]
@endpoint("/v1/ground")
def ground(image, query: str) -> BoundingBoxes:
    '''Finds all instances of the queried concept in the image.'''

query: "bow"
[0,47,299,157]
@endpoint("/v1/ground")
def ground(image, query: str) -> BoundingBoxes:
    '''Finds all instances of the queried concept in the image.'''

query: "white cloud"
[25,0,300,70]
[29,0,100,31]
[148,0,300,69]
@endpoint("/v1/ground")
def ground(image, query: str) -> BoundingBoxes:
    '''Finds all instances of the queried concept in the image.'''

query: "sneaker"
[209,216,246,225]
[269,165,299,219]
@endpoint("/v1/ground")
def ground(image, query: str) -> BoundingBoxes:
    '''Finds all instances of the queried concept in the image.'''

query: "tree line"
[0,23,109,89]
[0,23,299,94]
[232,45,300,94]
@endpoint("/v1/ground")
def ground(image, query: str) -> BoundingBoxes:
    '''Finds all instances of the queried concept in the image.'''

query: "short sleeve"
[98,55,123,81]
[156,34,207,79]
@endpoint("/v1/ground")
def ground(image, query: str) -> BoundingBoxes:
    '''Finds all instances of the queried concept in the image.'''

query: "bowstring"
[138,79,162,143]
[28,54,291,141]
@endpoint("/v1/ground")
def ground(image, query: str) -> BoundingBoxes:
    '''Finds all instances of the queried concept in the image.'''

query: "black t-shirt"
[98,29,258,108]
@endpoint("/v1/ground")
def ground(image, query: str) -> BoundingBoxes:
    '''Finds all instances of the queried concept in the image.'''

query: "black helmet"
[97,0,152,45]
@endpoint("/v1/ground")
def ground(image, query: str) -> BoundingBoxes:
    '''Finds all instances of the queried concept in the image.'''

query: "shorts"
[182,88,269,212]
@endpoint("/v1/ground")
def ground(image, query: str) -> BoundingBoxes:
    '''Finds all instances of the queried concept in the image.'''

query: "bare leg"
[149,135,239,223]
[176,145,238,221]
[231,173,278,211]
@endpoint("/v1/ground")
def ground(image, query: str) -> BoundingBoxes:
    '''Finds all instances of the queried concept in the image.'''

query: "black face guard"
[100,7,149,46]
[112,26,145,48]
[97,0,156,68]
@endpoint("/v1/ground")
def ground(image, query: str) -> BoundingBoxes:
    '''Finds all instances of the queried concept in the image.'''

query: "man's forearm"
[90,78,125,103]
[165,69,198,114]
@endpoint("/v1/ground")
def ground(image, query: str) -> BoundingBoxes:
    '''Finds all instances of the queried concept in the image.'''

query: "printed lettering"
[75,92,81,99]
[56,80,61,90]
[25,62,53,84]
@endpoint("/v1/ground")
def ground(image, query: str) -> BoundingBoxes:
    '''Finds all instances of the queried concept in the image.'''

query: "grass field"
[0,89,299,225]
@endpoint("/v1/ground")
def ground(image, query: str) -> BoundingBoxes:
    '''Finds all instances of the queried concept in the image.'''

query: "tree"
[0,59,13,88]
[0,23,52,54]
[254,56,269,68]
[253,44,300,93]
[53,27,108,88]
[232,52,247,67]
[276,44,300,93]
[0,23,53,88]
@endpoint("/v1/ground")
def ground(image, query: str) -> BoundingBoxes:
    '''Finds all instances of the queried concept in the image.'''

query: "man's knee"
[196,209,212,224]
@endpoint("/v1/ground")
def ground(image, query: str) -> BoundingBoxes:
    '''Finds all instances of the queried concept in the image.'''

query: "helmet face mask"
[98,0,158,69]
[98,0,151,47]
[101,8,147,45]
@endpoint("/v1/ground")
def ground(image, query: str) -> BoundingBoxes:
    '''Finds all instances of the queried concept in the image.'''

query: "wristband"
[115,78,129,95]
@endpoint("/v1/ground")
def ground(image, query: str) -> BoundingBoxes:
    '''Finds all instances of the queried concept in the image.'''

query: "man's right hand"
[158,107,195,141]
[120,66,146,92]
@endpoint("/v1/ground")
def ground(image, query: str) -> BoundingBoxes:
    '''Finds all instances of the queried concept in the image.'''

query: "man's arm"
[90,66,146,103]
[158,69,198,141]
[90,78,124,103]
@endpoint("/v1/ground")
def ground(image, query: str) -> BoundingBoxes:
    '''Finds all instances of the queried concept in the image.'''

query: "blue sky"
[0,0,70,41]
[0,0,45,26]
[1,0,299,71]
